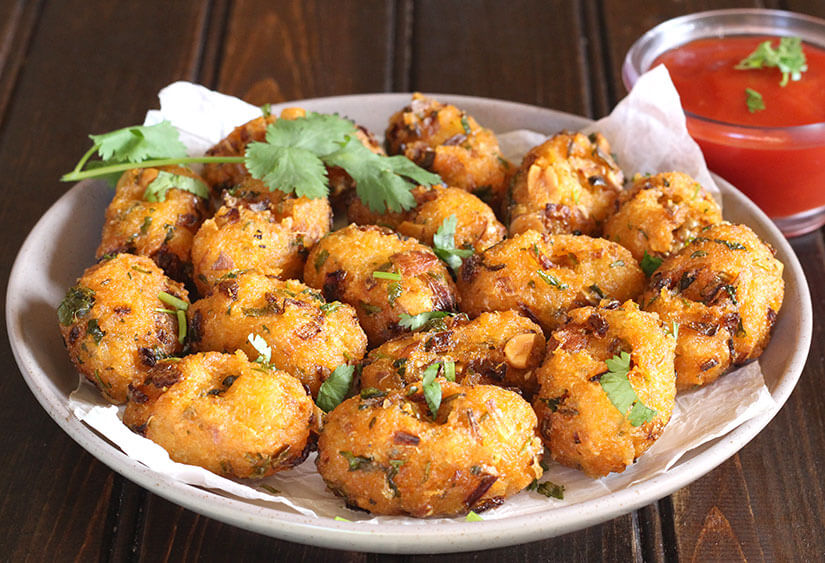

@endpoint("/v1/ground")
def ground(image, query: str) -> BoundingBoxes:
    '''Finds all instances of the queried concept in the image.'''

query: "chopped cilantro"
[422,362,442,418]
[736,36,808,86]
[528,480,565,499]
[57,286,95,325]
[373,271,402,281]
[433,214,473,272]
[465,511,483,522]
[398,310,454,331]
[640,251,663,277]
[536,270,568,290]
[143,170,209,202]
[339,450,373,471]
[86,318,105,344]
[158,291,188,311]
[745,88,766,113]
[317,364,355,412]
[598,351,657,426]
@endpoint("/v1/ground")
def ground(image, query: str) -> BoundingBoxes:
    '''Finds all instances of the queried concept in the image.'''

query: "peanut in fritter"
[360,311,545,397]
[507,131,623,236]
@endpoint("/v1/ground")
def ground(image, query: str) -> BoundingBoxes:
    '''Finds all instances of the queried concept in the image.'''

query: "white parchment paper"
[70,68,776,523]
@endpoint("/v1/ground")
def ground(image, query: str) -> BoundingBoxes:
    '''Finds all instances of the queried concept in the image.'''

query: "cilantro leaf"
[537,270,568,290]
[316,364,355,412]
[528,480,565,499]
[640,251,663,277]
[398,310,454,331]
[433,214,474,272]
[264,111,356,155]
[465,511,483,522]
[90,121,187,164]
[421,362,442,418]
[745,88,765,113]
[324,138,418,212]
[245,144,328,199]
[143,171,209,202]
[58,286,95,326]
[735,36,808,86]
[247,333,272,365]
[599,351,657,427]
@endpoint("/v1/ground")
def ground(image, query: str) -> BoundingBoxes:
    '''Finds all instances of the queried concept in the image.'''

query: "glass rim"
[622,8,825,136]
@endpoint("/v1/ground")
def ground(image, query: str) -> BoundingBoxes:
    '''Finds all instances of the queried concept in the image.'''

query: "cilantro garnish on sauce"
[735,36,808,87]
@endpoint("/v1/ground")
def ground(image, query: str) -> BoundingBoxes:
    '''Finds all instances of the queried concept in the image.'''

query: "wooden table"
[1,1,823,560]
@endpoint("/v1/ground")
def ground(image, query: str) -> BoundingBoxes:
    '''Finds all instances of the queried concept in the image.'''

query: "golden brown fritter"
[347,184,506,252]
[457,230,644,333]
[534,301,676,477]
[641,223,784,391]
[603,172,722,261]
[96,166,208,283]
[124,351,318,479]
[57,254,187,404]
[507,131,624,236]
[303,224,458,346]
[316,380,543,517]
[188,272,367,397]
[221,177,332,249]
[360,311,545,397]
[385,93,513,206]
[190,205,306,296]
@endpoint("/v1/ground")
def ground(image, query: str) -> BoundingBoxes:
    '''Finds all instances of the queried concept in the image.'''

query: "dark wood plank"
[214,0,394,105]
[411,0,592,116]
[0,1,42,129]
[0,0,212,559]
[670,232,825,561]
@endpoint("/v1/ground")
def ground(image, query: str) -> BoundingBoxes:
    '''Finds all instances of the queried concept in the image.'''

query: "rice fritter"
[188,271,367,397]
[316,380,543,517]
[124,350,318,479]
[534,300,676,477]
[641,222,784,390]
[57,253,188,403]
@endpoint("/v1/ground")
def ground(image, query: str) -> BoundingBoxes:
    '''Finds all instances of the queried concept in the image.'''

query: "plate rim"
[6,91,812,554]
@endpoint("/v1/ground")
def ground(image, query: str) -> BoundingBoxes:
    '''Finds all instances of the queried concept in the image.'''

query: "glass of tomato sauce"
[623,9,825,237]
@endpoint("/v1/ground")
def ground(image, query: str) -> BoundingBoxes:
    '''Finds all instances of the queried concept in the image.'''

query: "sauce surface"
[654,36,825,127]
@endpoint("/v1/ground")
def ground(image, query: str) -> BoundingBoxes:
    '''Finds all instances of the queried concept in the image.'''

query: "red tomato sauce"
[653,36,825,222]
[654,36,825,127]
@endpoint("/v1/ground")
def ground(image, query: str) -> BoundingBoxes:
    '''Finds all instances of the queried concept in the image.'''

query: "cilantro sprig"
[432,214,473,272]
[62,113,442,213]
[598,352,657,427]
[735,36,808,87]
[316,364,356,413]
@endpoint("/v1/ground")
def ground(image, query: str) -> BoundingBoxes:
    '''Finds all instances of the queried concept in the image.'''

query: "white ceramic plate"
[6,94,812,554]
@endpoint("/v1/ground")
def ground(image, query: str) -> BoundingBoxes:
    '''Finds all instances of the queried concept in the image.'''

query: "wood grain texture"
[215,0,394,105]
[0,0,210,559]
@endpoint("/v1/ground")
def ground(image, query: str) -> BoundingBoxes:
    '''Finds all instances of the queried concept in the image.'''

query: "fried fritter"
[57,254,187,403]
[303,224,458,346]
[96,166,208,283]
[347,184,506,252]
[316,380,543,517]
[641,223,784,390]
[385,93,513,206]
[188,272,367,397]
[507,131,623,236]
[457,230,644,333]
[534,301,676,477]
[603,172,722,261]
[190,205,306,296]
[360,311,545,397]
[221,177,332,250]
[124,351,317,479]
